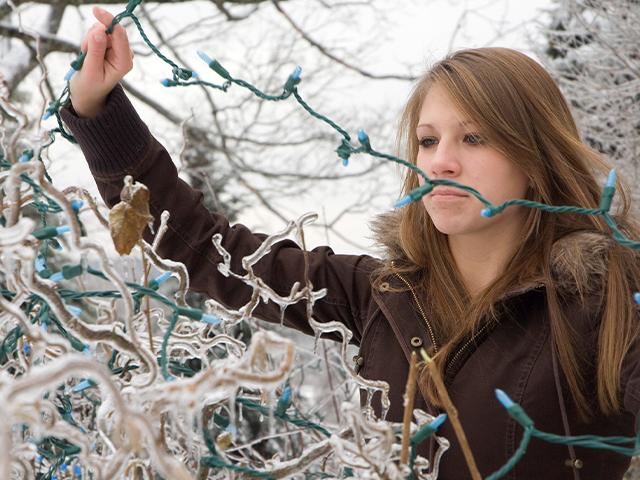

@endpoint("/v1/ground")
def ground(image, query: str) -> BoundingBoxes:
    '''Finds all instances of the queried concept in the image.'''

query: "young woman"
[63,6,640,479]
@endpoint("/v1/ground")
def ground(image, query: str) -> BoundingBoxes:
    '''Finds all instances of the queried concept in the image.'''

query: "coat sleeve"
[60,84,375,345]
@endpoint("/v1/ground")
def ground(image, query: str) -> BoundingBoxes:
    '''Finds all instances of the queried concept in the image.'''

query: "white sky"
[37,0,554,257]
[232,0,555,254]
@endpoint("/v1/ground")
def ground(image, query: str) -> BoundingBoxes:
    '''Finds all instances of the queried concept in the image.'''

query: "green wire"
[14,0,640,474]
[160,311,179,380]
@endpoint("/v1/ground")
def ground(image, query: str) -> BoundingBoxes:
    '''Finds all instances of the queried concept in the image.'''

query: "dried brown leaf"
[108,179,153,255]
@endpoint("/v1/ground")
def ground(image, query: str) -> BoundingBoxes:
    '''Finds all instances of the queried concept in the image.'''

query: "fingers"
[92,6,115,28]
[92,6,131,70]
[108,20,132,70]
[81,23,110,53]
[82,28,108,80]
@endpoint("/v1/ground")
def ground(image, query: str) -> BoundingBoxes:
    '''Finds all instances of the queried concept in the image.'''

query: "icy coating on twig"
[0,129,445,479]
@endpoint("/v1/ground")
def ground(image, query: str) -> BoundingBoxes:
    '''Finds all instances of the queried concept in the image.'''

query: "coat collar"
[368,209,612,386]
[369,208,613,299]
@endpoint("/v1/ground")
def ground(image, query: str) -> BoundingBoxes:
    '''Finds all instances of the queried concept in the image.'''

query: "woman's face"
[416,84,530,240]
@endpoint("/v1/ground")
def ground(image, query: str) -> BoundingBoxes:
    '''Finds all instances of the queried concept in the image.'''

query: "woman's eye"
[419,137,437,148]
[419,134,484,148]
[465,133,484,145]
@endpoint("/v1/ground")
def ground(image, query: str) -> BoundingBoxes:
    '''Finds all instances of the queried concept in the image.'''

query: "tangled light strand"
[1,149,451,478]
[21,0,640,476]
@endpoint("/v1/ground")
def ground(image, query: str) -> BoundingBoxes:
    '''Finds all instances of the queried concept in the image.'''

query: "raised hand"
[69,6,134,118]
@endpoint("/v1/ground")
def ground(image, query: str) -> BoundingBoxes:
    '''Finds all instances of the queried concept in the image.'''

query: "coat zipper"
[394,270,491,368]
[394,272,439,353]
[446,285,544,371]
[446,322,491,371]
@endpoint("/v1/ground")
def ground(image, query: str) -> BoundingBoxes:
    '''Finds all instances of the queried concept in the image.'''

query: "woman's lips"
[430,195,467,202]
[429,187,468,199]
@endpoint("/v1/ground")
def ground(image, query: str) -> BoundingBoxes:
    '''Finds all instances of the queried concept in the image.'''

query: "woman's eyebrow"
[416,120,476,129]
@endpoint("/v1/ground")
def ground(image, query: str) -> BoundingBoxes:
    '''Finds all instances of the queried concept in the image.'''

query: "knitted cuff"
[60,84,151,178]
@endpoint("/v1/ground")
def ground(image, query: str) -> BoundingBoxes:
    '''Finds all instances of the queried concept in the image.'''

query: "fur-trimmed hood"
[369,209,613,297]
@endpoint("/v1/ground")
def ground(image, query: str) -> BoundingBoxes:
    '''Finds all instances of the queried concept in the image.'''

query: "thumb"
[83,30,108,80]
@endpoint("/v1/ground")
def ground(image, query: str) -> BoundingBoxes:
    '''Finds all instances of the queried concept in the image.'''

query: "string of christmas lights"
[1,0,636,477]
[0,157,418,478]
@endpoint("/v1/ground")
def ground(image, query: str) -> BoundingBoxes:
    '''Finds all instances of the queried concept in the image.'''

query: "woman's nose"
[429,141,461,178]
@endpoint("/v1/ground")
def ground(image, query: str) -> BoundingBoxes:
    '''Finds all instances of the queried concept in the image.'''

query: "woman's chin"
[430,221,467,236]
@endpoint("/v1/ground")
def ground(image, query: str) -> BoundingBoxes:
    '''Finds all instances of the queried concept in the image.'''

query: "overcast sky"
[42,0,554,256]
[237,0,555,254]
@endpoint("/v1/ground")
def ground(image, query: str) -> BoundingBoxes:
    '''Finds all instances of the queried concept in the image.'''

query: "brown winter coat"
[61,85,640,479]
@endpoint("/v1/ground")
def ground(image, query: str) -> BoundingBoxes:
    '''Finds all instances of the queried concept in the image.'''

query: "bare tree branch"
[539,0,640,202]
[211,0,259,21]
[0,0,289,19]
[121,79,183,124]
[0,4,66,93]
[3,0,411,246]
[0,21,76,52]
[271,0,418,82]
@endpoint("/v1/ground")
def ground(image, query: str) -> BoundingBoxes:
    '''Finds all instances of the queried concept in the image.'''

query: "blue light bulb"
[64,67,77,82]
[202,313,221,325]
[50,272,64,282]
[281,386,291,401]
[72,379,93,393]
[606,169,617,188]
[480,208,493,218]
[431,413,447,429]
[154,271,172,286]
[66,305,83,317]
[394,195,412,209]
[197,50,213,65]
[495,388,515,409]
[35,255,46,272]
[276,386,292,416]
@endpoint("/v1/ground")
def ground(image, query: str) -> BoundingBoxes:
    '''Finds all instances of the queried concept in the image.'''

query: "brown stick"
[400,351,418,465]
[421,350,481,480]
[140,241,155,355]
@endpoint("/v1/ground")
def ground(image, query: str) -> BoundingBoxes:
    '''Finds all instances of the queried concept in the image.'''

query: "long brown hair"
[376,47,640,418]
